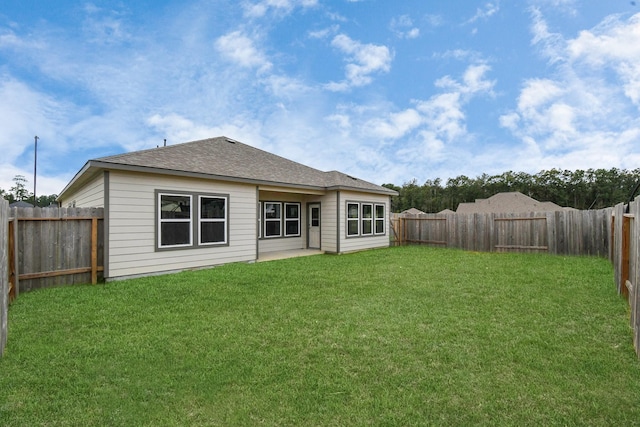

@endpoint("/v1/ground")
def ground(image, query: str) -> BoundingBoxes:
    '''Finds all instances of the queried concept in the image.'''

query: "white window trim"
[346,201,386,238]
[284,202,301,237]
[158,193,193,249]
[374,203,386,235]
[198,195,228,246]
[263,202,282,238]
[347,202,360,237]
[261,201,302,239]
[361,203,373,236]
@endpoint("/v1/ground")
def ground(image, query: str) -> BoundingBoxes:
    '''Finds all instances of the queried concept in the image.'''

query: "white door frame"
[308,203,321,249]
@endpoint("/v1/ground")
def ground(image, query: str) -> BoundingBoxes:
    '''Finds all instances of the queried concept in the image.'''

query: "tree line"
[1,175,58,207]
[383,168,640,213]
[4,168,640,212]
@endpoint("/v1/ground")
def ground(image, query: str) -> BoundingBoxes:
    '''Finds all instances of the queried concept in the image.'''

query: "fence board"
[392,208,611,257]
[11,207,104,292]
[1,198,8,357]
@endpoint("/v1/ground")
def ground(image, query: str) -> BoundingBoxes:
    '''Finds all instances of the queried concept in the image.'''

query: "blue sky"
[1,0,640,196]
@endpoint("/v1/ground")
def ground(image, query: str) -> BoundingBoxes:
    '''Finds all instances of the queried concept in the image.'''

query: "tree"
[386,167,640,213]
[9,175,31,202]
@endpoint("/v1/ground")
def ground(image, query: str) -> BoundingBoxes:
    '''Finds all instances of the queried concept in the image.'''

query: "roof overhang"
[59,160,396,200]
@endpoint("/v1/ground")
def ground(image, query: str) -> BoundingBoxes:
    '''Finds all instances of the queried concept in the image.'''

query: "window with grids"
[361,203,373,235]
[262,202,301,238]
[199,196,227,245]
[346,201,386,237]
[263,202,282,237]
[157,192,228,250]
[159,193,193,248]
[347,202,360,236]
[375,204,385,234]
[284,203,300,237]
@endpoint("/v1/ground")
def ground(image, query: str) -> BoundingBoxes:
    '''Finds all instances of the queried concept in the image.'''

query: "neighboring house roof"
[59,136,397,198]
[437,209,455,214]
[9,200,34,208]
[401,208,427,215]
[455,191,572,214]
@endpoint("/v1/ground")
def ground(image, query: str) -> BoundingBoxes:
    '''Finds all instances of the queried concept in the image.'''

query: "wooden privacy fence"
[611,200,640,358]
[391,208,612,257]
[10,207,105,294]
[1,199,9,357]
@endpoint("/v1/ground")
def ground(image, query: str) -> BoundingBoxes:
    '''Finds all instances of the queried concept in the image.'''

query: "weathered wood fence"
[391,209,612,257]
[1,198,9,357]
[611,200,640,358]
[9,207,105,294]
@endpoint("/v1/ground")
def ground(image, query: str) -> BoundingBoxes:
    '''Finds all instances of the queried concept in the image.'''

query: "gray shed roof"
[60,136,397,197]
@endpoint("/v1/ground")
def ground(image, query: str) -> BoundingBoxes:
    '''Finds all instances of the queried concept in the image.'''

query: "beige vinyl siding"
[339,191,391,253]
[107,171,257,279]
[59,173,105,208]
[258,236,305,254]
[319,192,338,253]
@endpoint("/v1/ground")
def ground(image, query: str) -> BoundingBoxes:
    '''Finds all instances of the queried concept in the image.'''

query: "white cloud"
[365,109,423,139]
[500,11,640,173]
[390,15,420,39]
[146,113,266,151]
[321,62,495,183]
[243,0,318,18]
[81,3,132,45]
[308,25,339,39]
[466,2,500,24]
[325,34,392,91]
[567,13,640,104]
[529,7,566,63]
[214,31,273,72]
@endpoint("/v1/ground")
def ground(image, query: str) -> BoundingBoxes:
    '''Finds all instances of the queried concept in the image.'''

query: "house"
[455,191,572,214]
[57,136,397,280]
[401,208,427,215]
[9,201,34,208]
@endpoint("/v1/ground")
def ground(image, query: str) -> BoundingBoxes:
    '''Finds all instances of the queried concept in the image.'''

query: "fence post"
[621,214,631,299]
[91,217,98,285]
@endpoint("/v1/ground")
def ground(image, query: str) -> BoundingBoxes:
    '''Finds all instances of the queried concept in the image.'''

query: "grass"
[1,246,639,426]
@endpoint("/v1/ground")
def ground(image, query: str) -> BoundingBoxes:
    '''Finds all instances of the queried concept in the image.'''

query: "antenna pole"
[34,135,39,207]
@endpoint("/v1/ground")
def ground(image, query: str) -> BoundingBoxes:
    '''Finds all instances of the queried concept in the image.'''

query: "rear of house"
[58,137,396,280]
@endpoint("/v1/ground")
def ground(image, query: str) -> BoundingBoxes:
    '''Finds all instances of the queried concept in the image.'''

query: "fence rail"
[391,208,612,257]
[10,207,104,293]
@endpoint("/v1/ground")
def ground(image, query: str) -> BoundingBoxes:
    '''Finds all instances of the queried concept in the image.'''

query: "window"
[347,203,360,236]
[157,191,228,250]
[346,201,387,238]
[263,202,282,237]
[311,206,320,227]
[284,203,300,237]
[361,204,373,235]
[199,196,227,245]
[159,193,192,247]
[375,204,385,235]
[261,202,301,238]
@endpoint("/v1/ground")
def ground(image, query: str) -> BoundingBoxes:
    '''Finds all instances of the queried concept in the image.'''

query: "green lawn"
[1,246,639,426]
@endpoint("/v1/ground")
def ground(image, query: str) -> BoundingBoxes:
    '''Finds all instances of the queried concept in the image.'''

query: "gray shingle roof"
[91,136,396,195]
[455,191,571,214]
